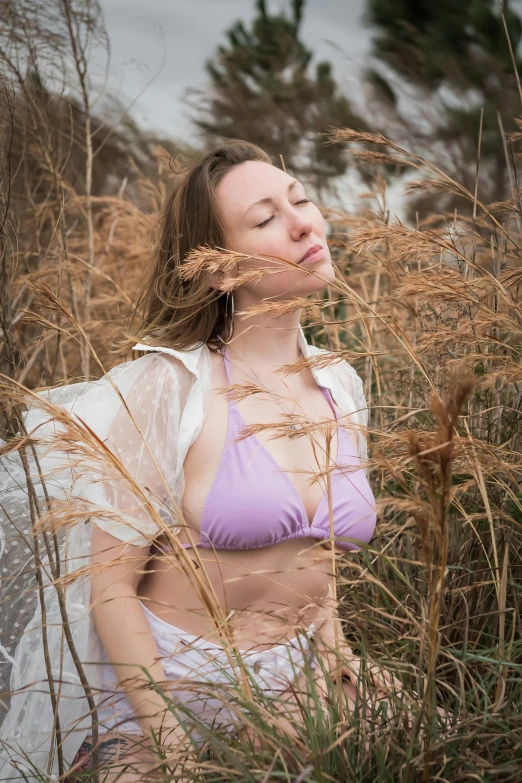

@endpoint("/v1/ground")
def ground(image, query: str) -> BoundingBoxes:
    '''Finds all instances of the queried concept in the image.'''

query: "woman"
[0,140,378,782]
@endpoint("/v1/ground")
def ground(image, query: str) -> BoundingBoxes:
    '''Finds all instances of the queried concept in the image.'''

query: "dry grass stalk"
[0,14,521,776]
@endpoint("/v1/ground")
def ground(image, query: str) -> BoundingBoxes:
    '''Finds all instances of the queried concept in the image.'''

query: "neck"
[227,293,302,368]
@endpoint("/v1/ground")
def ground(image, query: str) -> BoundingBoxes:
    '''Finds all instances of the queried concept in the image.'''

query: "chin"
[303,258,336,292]
[304,279,331,297]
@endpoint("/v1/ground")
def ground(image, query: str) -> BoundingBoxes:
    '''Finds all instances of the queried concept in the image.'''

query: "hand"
[141,732,205,782]
[311,666,331,713]
[335,649,403,697]
[138,722,204,783]
[316,643,413,724]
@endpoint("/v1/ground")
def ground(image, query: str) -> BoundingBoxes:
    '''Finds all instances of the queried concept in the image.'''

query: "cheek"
[230,204,326,256]
[311,206,327,235]
[225,228,268,258]
[230,234,287,273]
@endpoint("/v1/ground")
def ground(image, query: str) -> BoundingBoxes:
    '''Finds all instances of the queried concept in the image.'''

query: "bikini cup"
[152,344,376,553]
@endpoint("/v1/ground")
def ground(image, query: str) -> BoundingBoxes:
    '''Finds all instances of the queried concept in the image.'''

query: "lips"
[299,244,323,263]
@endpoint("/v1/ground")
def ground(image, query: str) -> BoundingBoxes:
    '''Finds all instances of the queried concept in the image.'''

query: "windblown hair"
[126,139,273,353]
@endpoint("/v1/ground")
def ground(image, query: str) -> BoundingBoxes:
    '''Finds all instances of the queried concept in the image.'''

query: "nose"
[289,207,313,242]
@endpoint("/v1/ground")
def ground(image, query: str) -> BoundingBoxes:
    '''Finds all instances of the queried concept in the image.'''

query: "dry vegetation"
[1,2,521,782]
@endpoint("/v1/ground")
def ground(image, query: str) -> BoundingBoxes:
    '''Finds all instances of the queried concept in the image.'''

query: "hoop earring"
[226,290,234,319]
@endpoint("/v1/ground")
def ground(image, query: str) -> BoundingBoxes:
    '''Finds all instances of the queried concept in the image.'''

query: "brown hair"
[127,139,273,354]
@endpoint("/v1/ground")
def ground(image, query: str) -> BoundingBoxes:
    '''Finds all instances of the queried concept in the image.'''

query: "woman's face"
[215,160,335,303]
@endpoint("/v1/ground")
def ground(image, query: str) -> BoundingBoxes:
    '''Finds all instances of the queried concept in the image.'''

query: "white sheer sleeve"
[1,351,190,547]
[73,352,190,546]
[0,350,199,779]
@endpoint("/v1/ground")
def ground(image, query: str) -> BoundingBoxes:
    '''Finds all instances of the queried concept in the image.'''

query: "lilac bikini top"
[152,345,376,554]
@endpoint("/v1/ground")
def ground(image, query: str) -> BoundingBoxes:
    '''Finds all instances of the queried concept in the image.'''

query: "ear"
[207,268,226,293]
[206,255,239,292]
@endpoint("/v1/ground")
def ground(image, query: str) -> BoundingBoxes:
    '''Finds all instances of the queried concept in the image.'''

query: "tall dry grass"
[1,3,521,782]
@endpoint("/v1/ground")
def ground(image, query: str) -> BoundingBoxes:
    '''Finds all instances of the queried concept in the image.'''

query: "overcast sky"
[92,1,522,218]
[97,0,370,140]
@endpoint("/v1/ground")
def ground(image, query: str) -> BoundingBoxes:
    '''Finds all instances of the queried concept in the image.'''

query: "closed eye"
[256,199,310,229]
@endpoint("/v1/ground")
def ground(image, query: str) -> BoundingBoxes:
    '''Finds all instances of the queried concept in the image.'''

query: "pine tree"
[187,0,366,194]
[364,0,522,217]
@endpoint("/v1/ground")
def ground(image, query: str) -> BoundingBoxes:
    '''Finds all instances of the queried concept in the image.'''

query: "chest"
[181,352,343,534]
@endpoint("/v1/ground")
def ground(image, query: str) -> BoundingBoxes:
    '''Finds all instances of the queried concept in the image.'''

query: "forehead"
[215,160,296,221]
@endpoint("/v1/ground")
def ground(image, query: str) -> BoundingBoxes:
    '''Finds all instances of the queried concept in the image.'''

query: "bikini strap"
[321,385,340,422]
[221,344,233,385]
[220,338,336,421]
[216,335,233,384]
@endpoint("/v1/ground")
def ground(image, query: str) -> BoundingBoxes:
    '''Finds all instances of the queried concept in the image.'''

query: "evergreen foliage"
[190,0,367,193]
[364,0,522,216]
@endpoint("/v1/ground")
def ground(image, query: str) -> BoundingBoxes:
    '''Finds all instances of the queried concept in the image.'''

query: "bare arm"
[90,523,186,748]
[314,581,401,698]
[313,581,355,678]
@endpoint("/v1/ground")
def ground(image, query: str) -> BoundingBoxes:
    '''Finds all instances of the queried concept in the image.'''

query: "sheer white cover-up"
[0,327,368,780]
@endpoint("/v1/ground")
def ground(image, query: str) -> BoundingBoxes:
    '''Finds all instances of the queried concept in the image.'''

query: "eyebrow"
[243,179,299,219]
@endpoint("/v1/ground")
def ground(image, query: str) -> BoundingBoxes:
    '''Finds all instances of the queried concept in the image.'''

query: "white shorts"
[96,600,317,743]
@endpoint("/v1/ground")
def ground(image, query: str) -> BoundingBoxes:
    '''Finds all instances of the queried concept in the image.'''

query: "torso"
[137,345,348,651]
